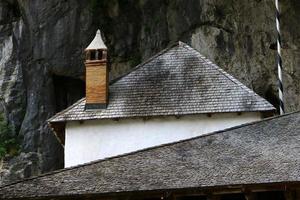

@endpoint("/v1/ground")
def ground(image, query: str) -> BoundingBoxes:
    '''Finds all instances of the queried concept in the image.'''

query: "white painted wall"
[65,112,261,167]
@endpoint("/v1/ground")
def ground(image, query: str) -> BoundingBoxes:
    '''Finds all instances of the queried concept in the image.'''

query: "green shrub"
[0,113,19,158]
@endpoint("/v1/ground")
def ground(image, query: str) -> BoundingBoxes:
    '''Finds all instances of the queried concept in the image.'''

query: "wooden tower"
[84,30,108,109]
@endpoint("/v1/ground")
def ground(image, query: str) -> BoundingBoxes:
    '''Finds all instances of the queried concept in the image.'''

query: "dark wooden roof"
[49,42,274,122]
[1,111,300,199]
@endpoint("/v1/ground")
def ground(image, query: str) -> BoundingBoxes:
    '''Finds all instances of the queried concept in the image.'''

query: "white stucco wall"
[65,112,261,167]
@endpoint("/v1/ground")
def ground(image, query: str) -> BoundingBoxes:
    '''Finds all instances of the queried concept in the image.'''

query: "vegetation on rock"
[0,114,19,158]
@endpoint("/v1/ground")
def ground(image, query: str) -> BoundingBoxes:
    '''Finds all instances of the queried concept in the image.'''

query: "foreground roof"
[49,42,274,123]
[1,111,300,199]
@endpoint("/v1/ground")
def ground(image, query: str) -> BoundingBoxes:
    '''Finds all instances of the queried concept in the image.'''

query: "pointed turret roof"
[85,29,107,51]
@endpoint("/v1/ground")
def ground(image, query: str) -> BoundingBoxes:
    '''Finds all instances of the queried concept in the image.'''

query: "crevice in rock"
[265,85,279,114]
[0,0,20,25]
[53,75,85,113]
[179,21,234,43]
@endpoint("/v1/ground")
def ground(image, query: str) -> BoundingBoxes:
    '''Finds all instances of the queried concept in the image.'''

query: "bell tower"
[84,30,108,109]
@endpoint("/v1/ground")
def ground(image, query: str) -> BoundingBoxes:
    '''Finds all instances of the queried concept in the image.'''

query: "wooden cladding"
[49,121,66,146]
[85,60,108,108]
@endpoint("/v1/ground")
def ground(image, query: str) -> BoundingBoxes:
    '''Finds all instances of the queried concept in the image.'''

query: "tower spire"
[85,29,107,51]
[84,29,109,109]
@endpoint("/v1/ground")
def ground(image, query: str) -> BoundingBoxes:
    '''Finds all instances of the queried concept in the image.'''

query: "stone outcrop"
[0,0,299,185]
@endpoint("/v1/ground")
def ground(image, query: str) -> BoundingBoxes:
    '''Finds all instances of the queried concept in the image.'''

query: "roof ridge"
[181,44,274,108]
[3,110,299,189]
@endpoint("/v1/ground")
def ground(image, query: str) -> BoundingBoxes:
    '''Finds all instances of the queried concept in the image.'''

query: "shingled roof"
[1,111,300,199]
[49,42,274,123]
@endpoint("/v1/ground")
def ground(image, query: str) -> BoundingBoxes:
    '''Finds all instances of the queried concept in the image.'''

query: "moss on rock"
[0,114,19,159]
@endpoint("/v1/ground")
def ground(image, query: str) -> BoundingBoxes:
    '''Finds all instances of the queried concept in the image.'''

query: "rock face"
[0,0,299,185]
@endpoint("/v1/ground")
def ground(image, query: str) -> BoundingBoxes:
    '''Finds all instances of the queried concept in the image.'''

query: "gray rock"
[0,152,41,186]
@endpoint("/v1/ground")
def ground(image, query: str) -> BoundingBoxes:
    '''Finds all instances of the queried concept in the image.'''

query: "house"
[48,30,275,168]
[1,111,300,200]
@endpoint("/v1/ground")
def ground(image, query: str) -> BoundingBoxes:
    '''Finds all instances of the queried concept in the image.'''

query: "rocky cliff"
[0,0,299,185]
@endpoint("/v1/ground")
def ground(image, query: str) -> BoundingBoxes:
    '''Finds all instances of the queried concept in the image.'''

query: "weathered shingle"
[49,42,274,122]
[1,112,300,199]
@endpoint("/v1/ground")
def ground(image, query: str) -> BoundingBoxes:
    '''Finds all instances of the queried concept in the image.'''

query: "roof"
[85,29,107,50]
[1,111,300,199]
[49,42,274,123]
